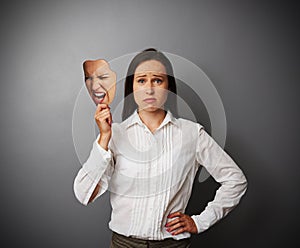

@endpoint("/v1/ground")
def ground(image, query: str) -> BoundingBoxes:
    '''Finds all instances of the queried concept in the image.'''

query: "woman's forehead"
[135,60,166,75]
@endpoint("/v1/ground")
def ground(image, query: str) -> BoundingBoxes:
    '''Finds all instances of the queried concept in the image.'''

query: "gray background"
[1,0,299,247]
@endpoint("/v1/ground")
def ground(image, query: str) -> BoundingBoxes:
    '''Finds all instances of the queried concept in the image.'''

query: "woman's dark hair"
[122,48,178,121]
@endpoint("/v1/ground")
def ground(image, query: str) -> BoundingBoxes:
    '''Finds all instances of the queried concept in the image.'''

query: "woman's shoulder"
[111,122,124,132]
[175,116,204,131]
[110,116,134,134]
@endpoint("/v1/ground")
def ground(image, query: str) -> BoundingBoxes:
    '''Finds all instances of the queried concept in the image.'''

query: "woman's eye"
[153,78,162,84]
[138,79,145,83]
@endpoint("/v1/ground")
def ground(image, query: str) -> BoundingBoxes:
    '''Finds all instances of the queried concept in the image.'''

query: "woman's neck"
[138,109,166,133]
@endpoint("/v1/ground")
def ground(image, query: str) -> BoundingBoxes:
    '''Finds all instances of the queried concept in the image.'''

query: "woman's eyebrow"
[152,74,165,78]
[135,74,147,78]
[135,73,166,78]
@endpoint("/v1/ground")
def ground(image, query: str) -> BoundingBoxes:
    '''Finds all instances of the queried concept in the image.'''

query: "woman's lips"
[143,98,157,103]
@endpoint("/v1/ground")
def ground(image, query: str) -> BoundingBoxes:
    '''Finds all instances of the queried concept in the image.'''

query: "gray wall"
[1,0,299,247]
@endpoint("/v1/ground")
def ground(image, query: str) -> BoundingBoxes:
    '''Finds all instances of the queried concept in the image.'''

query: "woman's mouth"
[143,98,157,103]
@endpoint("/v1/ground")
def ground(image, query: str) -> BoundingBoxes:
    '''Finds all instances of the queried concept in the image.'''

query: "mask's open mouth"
[93,92,106,100]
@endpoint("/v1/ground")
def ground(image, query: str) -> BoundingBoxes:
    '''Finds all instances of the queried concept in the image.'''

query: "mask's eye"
[98,75,109,80]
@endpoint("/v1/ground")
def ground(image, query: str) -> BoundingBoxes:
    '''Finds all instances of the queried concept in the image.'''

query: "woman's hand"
[165,212,198,235]
[94,103,112,150]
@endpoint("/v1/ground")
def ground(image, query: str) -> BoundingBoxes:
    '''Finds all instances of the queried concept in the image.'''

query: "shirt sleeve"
[191,125,248,234]
[73,134,115,205]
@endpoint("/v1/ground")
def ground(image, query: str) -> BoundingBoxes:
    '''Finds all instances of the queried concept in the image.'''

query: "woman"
[73,48,248,247]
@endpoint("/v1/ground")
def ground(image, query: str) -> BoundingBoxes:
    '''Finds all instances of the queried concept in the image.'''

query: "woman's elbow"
[73,178,89,206]
[240,173,248,195]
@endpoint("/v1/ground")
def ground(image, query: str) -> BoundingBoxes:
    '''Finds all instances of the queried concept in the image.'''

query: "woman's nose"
[145,82,154,94]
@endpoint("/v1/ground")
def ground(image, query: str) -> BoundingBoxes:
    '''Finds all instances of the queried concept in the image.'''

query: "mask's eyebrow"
[84,73,110,81]
[99,73,109,77]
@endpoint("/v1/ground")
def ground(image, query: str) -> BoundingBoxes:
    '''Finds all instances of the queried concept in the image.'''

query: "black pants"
[110,231,191,248]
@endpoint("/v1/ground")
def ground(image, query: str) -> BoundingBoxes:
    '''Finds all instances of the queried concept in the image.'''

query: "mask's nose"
[92,78,105,91]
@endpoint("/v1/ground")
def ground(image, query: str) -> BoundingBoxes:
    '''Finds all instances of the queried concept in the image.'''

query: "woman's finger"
[108,112,112,126]
[166,222,183,232]
[167,211,182,219]
[165,216,181,227]
[95,103,108,114]
[96,109,111,119]
[95,112,111,122]
[94,108,110,119]
[165,214,198,235]
[171,227,187,236]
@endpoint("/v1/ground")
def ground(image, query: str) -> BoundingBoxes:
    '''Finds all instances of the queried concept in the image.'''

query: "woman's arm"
[191,125,248,234]
[73,103,114,205]
[73,136,114,205]
[85,133,112,204]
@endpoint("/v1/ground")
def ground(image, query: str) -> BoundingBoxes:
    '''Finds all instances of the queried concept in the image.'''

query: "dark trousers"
[110,231,191,248]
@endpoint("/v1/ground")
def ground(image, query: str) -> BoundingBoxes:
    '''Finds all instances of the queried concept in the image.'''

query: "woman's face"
[133,60,168,112]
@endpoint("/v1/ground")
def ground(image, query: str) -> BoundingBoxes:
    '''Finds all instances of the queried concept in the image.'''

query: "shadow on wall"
[176,78,211,132]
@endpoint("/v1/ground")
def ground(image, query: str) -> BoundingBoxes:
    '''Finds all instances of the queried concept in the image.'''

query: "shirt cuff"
[94,135,113,161]
[85,135,113,177]
[191,209,215,234]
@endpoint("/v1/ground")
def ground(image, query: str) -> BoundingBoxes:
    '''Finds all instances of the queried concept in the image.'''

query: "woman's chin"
[140,106,165,113]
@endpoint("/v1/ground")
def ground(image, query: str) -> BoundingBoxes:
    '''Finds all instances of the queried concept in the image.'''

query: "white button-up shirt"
[73,110,247,240]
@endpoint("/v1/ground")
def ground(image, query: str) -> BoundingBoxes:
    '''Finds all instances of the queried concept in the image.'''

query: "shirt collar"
[125,109,178,129]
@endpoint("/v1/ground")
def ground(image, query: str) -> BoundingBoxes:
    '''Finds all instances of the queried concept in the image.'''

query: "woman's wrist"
[98,133,111,150]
